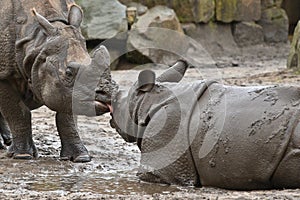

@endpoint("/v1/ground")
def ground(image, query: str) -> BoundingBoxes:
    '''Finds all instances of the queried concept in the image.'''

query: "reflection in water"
[28,175,181,195]
[1,157,183,195]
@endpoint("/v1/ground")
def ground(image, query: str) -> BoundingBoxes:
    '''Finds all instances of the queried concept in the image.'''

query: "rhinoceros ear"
[156,60,189,83]
[137,70,156,92]
[68,4,83,28]
[32,8,57,36]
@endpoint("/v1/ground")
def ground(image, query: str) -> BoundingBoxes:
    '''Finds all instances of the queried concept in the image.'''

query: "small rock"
[126,2,148,16]
[231,60,239,67]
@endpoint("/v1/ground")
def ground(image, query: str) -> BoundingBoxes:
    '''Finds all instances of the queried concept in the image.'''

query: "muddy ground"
[1,43,300,199]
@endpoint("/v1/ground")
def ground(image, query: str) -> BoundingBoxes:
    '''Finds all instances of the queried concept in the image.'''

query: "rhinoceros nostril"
[95,88,111,99]
[96,90,107,96]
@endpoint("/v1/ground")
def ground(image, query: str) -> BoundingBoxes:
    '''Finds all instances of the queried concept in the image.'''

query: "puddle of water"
[27,175,182,195]
[0,158,184,196]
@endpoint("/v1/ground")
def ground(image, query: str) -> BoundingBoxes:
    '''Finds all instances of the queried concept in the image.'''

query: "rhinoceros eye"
[65,67,73,77]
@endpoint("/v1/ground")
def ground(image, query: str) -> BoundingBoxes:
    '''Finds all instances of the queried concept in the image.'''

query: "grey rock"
[76,0,128,40]
[127,6,186,65]
[183,22,239,57]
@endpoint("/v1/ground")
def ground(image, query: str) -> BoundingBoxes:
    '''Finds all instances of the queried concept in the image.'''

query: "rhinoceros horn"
[156,60,189,83]
[31,8,58,36]
[91,45,111,69]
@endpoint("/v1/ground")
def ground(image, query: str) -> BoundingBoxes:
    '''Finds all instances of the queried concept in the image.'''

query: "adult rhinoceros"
[110,60,300,190]
[0,0,117,162]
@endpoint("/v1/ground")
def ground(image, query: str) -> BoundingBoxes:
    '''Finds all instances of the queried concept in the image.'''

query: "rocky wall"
[119,0,289,44]
[75,0,290,68]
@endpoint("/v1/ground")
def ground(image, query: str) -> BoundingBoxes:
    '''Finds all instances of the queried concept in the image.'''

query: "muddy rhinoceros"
[110,60,300,190]
[0,0,117,162]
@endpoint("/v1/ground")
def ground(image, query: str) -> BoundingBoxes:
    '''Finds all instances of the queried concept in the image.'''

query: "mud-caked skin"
[111,60,300,190]
[0,0,117,162]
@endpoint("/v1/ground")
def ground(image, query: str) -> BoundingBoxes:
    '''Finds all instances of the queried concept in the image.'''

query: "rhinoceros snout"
[95,88,111,102]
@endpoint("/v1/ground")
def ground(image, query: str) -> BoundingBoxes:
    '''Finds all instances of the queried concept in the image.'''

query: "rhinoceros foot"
[7,141,38,160]
[0,132,12,150]
[59,143,91,163]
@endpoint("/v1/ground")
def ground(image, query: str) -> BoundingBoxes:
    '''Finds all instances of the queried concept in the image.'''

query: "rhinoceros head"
[26,5,117,115]
[110,60,189,145]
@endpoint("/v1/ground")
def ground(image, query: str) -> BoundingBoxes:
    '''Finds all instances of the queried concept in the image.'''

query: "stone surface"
[183,22,239,57]
[126,2,148,16]
[75,0,127,40]
[261,0,283,9]
[258,7,289,43]
[216,0,261,23]
[192,0,215,23]
[232,22,264,47]
[127,6,187,65]
[119,0,215,23]
[287,21,300,69]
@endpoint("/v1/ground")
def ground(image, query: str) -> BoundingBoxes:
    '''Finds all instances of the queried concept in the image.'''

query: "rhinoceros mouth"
[94,100,113,115]
[78,100,112,115]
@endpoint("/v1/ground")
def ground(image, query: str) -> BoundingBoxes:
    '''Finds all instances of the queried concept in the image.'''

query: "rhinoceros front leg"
[0,82,37,159]
[56,113,91,162]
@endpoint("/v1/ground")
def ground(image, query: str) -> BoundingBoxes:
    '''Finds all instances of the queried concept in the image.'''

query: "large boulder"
[215,0,261,23]
[258,7,289,43]
[75,0,127,40]
[232,22,264,47]
[127,6,186,64]
[287,21,300,69]
[127,6,215,67]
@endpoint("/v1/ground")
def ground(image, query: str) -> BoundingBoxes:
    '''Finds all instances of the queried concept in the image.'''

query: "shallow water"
[0,157,185,196]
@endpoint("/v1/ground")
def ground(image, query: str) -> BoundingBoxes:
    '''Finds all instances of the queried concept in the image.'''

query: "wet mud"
[2,43,300,199]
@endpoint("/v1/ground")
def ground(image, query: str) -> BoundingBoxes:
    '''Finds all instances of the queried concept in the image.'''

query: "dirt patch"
[2,43,300,199]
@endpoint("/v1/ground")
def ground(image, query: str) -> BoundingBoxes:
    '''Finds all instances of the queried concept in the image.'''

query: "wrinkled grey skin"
[111,60,300,190]
[0,0,117,162]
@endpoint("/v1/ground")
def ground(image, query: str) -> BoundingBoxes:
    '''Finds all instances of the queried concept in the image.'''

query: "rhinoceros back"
[0,0,74,79]
[192,84,300,190]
